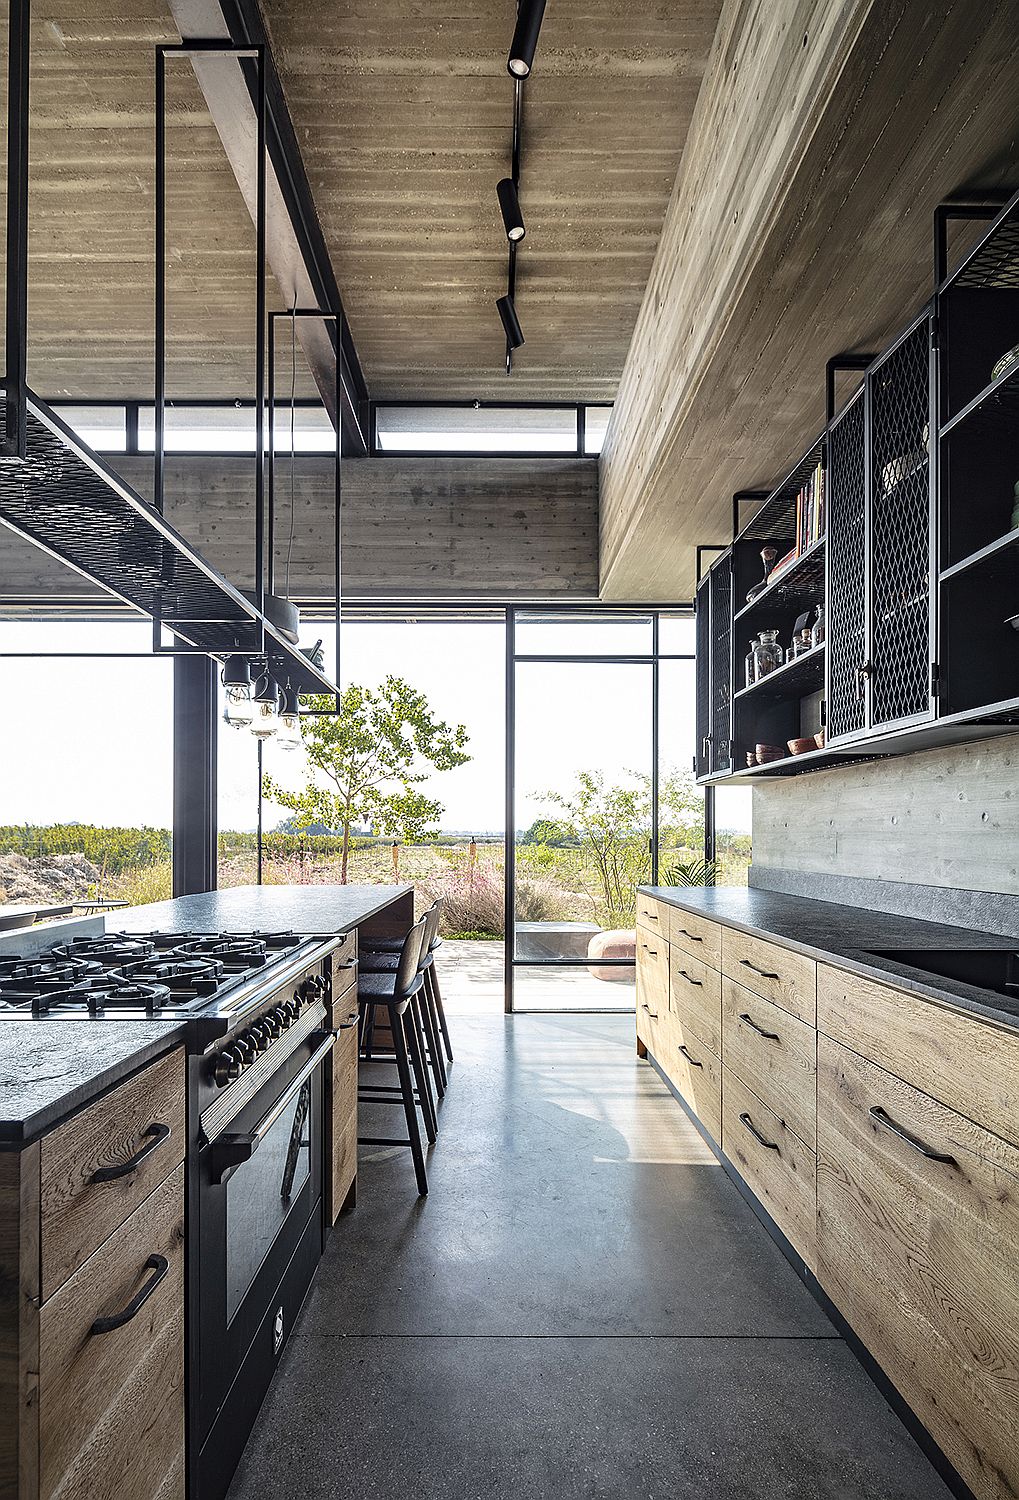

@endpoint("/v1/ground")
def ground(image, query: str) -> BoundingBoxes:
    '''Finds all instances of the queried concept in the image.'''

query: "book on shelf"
[790,461,826,561]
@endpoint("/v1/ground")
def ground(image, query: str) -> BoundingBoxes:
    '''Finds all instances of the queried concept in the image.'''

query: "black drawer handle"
[739,958,780,980]
[642,911,659,921]
[90,1254,169,1335]
[641,945,659,957]
[678,1044,703,1068]
[337,1013,359,1030]
[676,928,704,943]
[334,958,358,972]
[91,1122,171,1184]
[641,1003,659,1020]
[676,968,703,987]
[740,1112,780,1152]
[739,1011,780,1041]
[869,1106,957,1165]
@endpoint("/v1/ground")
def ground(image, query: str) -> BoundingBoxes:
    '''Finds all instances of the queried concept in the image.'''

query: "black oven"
[191,998,335,1500]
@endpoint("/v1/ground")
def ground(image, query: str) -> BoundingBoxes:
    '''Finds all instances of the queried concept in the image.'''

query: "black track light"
[497,177,526,242]
[507,0,546,78]
[497,294,524,350]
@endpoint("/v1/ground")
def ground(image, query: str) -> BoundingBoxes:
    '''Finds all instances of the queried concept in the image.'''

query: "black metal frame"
[173,654,219,896]
[2,0,30,461]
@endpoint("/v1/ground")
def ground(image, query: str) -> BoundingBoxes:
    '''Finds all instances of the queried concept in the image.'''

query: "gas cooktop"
[0,930,311,1019]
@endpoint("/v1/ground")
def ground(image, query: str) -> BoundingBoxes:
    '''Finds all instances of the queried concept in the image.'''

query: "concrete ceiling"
[2,0,304,400]
[260,0,724,401]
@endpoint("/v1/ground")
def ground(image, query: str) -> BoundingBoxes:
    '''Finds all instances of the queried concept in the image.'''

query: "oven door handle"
[210,1032,335,1186]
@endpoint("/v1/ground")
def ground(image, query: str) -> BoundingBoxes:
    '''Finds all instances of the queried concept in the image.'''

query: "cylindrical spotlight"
[497,177,526,242]
[507,0,546,78]
[497,294,524,349]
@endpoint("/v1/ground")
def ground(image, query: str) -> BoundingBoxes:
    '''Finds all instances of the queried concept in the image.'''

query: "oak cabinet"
[721,1066,817,1272]
[721,928,817,1025]
[721,977,817,1151]
[817,1037,1019,1500]
[0,1049,186,1500]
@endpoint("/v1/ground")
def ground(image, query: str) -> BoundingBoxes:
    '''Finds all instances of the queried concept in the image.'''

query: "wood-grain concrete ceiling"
[2,0,304,400]
[259,0,724,401]
[599,0,1019,602]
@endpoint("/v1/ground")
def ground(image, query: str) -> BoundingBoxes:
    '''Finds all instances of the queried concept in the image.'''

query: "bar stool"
[362,897,453,1069]
[357,916,430,1196]
[360,901,447,1101]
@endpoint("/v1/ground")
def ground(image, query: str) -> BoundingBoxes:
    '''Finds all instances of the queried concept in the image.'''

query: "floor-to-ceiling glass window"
[508,610,700,1013]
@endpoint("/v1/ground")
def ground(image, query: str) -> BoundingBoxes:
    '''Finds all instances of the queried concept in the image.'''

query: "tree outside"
[262,678,470,882]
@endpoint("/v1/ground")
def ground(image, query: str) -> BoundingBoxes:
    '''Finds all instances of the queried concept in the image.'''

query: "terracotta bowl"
[787,737,815,756]
[814,729,827,749]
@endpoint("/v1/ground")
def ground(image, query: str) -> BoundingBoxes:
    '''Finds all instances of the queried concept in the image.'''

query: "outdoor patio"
[440,939,635,1014]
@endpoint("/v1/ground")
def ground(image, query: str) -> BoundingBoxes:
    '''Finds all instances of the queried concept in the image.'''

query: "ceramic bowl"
[787,737,815,756]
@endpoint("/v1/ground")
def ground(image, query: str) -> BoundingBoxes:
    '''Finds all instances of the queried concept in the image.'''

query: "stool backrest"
[395,915,428,998]
[426,896,444,950]
[419,900,442,960]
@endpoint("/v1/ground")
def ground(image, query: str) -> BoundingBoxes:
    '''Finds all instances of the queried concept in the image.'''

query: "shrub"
[420,864,506,937]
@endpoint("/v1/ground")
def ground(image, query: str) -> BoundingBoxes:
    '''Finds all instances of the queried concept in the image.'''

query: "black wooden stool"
[357,916,431,1196]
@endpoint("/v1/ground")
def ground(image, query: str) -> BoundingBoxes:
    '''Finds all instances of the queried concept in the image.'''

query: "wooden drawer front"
[669,949,722,1055]
[817,963,1019,1150]
[331,934,358,1007]
[668,908,722,968]
[39,1161,185,1500]
[722,977,817,1151]
[636,893,668,936]
[722,1067,816,1270]
[722,929,816,1025]
[327,1021,358,1224]
[816,1038,1019,1500]
[40,1049,185,1299]
[636,936,668,1055]
[661,1029,722,1144]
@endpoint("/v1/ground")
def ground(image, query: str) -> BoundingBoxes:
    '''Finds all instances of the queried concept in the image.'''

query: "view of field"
[0,823,751,936]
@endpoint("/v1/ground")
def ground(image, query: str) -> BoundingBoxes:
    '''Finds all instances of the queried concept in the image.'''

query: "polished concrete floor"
[227,1014,954,1499]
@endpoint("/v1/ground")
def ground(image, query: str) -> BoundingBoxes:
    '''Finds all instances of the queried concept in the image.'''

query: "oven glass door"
[225,1077,313,1320]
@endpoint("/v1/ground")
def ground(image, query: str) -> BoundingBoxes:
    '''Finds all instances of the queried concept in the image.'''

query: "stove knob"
[213,1047,243,1087]
[251,1020,274,1049]
[234,1033,259,1064]
[264,1009,285,1039]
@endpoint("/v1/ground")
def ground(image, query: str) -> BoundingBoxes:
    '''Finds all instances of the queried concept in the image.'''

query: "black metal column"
[173,654,218,896]
[3,0,31,459]
[503,605,515,1013]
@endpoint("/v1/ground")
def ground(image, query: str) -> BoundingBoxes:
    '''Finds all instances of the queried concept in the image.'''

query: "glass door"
[508,611,655,1012]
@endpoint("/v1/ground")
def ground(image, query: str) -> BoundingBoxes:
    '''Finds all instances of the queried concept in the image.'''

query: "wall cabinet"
[635,896,1019,1500]
[696,187,1019,784]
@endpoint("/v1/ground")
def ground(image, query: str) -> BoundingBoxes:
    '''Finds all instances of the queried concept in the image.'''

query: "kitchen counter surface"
[115,883,414,937]
[0,1021,186,1145]
[640,885,1019,1031]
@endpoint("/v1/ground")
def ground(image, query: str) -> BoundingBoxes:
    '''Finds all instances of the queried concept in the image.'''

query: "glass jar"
[753,630,783,679]
[811,604,825,649]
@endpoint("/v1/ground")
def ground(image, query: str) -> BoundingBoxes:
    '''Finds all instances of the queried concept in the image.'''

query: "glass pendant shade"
[249,670,280,739]
[276,683,302,750]
[222,655,253,727]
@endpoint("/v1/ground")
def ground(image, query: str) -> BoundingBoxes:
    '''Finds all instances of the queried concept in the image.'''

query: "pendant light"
[222,655,253,728]
[496,294,525,349]
[497,177,525,242]
[277,681,302,750]
[249,666,280,740]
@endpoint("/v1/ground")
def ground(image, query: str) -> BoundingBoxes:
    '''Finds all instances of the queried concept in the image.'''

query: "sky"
[0,617,751,835]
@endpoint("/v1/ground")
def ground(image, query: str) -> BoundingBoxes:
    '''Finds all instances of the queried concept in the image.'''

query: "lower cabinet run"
[635,892,1019,1500]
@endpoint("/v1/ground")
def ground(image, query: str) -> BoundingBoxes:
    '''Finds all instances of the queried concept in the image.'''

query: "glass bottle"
[753,629,783,679]
[745,638,758,687]
[811,603,825,649]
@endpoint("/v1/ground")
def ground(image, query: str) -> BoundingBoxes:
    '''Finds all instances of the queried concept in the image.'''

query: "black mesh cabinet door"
[695,574,711,778]
[709,553,734,774]
[826,390,868,743]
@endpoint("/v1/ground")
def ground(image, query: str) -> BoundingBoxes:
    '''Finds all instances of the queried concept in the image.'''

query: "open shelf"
[734,537,825,623]
[0,390,339,697]
[735,439,825,544]
[941,526,1019,582]
[733,642,825,702]
[941,360,1019,437]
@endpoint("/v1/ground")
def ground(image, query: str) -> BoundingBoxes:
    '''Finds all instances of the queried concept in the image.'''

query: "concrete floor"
[226,1014,953,1499]
[440,939,634,1013]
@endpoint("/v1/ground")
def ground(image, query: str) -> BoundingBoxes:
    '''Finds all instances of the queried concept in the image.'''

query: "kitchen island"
[0,883,414,1500]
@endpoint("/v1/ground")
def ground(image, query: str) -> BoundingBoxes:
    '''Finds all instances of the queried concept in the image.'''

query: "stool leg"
[429,964,454,1063]
[389,1002,428,1196]
[419,972,446,1096]
[407,993,438,1144]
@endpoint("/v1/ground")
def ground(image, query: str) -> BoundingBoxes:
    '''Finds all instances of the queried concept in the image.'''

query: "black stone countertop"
[0,1021,186,1145]
[640,885,1019,1032]
[114,884,413,937]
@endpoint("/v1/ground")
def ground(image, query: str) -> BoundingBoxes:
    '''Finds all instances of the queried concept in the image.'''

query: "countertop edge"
[0,1023,188,1148]
[638,885,1019,1034]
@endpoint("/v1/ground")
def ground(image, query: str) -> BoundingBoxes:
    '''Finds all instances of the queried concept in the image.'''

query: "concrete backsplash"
[751,733,1019,897]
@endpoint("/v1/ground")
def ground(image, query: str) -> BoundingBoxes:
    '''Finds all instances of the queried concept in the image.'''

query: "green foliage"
[530,768,703,927]
[263,678,470,882]
[661,858,717,887]
[0,824,171,873]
